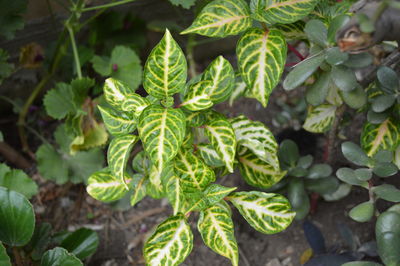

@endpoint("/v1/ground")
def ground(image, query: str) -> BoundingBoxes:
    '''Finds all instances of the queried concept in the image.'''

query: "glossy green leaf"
[343,53,373,68]
[180,81,213,111]
[305,176,339,194]
[198,201,239,266]
[341,85,367,109]
[376,211,400,266]
[0,167,38,199]
[306,164,332,179]
[349,201,374,223]
[274,21,306,40]
[303,104,336,133]
[139,105,186,173]
[0,187,35,246]
[197,144,225,167]
[130,174,148,206]
[373,184,400,202]
[237,28,287,107]
[0,242,10,266]
[61,228,99,260]
[40,247,82,266]
[28,222,52,261]
[336,168,368,187]
[166,176,187,215]
[325,47,348,66]
[181,0,251,37]
[322,183,352,202]
[278,139,299,168]
[341,141,371,166]
[143,29,187,98]
[87,168,129,202]
[377,66,399,93]
[97,105,137,136]
[143,214,193,265]
[288,178,309,220]
[228,191,295,234]
[354,168,372,181]
[372,95,396,113]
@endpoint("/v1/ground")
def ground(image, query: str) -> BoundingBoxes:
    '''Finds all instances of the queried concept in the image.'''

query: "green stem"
[186,34,197,78]
[67,24,82,79]
[81,0,137,12]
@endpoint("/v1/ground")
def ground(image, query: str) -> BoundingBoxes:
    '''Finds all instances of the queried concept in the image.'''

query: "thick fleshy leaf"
[180,81,213,111]
[61,228,99,260]
[197,144,225,167]
[166,176,187,215]
[376,211,400,266]
[306,72,330,106]
[174,150,215,193]
[237,28,287,107]
[288,179,309,220]
[331,66,358,92]
[0,242,10,266]
[139,105,186,173]
[336,168,369,187]
[130,174,148,206]
[198,201,239,266]
[361,118,400,157]
[0,187,35,246]
[228,191,295,234]
[341,141,371,167]
[98,105,137,136]
[181,0,252,37]
[87,168,129,202]
[304,19,328,47]
[40,247,82,266]
[372,184,400,203]
[107,134,138,187]
[201,56,235,104]
[143,29,187,98]
[349,201,374,223]
[204,112,236,172]
[303,104,337,133]
[238,151,286,189]
[230,115,279,169]
[143,214,193,265]
[250,0,318,25]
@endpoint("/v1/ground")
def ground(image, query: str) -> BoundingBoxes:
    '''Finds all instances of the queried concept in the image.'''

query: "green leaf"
[373,162,398,177]
[60,228,99,260]
[0,187,35,246]
[138,104,186,173]
[283,52,325,91]
[341,85,367,109]
[336,168,368,187]
[238,150,286,189]
[305,176,339,194]
[306,164,332,179]
[168,0,196,9]
[0,0,28,39]
[304,19,328,47]
[0,167,38,199]
[274,21,306,41]
[204,112,236,172]
[343,53,373,68]
[349,201,374,222]
[303,104,336,133]
[354,168,372,181]
[181,0,251,37]
[198,201,239,266]
[197,144,225,167]
[98,105,137,136]
[322,183,352,202]
[107,134,138,187]
[201,56,235,104]
[203,184,236,205]
[342,262,381,266]
[130,174,148,206]
[373,150,393,163]
[331,66,358,92]
[0,242,10,266]
[28,223,52,261]
[230,115,279,169]
[372,95,396,113]
[288,179,309,220]
[237,28,287,107]
[361,118,400,157]
[143,214,193,265]
[43,83,77,119]
[325,47,348,66]
[143,29,187,99]
[327,14,350,43]
[377,66,399,93]
[278,139,299,168]
[181,81,213,111]
[166,176,187,215]
[229,76,247,106]
[228,191,295,234]
[376,211,400,266]
[87,168,129,202]
[132,151,151,175]
[373,184,400,202]
[0,49,14,85]
[40,247,83,266]
[250,0,318,25]
[306,71,330,106]
[341,141,370,166]
[174,149,215,193]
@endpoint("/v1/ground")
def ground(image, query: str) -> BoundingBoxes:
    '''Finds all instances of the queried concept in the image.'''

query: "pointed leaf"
[130,174,148,206]
[180,81,213,111]
[303,104,337,133]
[98,105,137,136]
[87,168,129,202]
[40,247,82,266]
[203,184,236,205]
[166,176,187,215]
[237,28,287,107]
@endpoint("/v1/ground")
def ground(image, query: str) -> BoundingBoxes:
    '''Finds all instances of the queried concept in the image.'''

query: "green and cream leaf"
[98,105,137,136]
[130,174,148,207]
[87,168,129,202]
[229,77,247,106]
[166,176,188,215]
[303,104,337,133]
[197,144,225,167]
[181,81,213,111]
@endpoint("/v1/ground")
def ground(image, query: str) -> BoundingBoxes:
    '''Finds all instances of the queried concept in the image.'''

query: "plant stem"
[12,247,23,266]
[325,104,346,163]
[81,0,137,12]
[67,24,82,79]
[186,34,197,78]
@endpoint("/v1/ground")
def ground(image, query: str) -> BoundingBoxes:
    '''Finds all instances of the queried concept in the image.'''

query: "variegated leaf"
[181,0,252,37]
[237,28,287,107]
[229,76,247,106]
[227,191,295,234]
[394,146,400,169]
[166,176,188,215]
[98,105,137,136]
[238,151,286,189]
[185,185,236,213]
[197,144,225,167]
[130,174,148,207]
[182,127,194,149]
[274,21,306,40]
[198,201,239,266]
[123,94,150,116]
[107,134,138,188]
[87,168,130,202]
[180,81,213,111]
[185,111,207,127]
[204,112,236,173]
[149,163,174,194]
[138,105,186,173]
[144,214,193,265]
[132,151,151,175]
[230,115,279,169]
[203,184,236,205]
[250,0,319,25]
[201,56,235,104]
[143,29,187,99]
[174,150,216,193]
[303,104,337,133]
[361,118,400,157]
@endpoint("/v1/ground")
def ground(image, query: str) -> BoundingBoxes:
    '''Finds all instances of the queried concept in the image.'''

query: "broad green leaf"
[304,19,328,47]
[144,214,193,265]
[349,201,374,223]
[377,66,399,93]
[361,118,400,157]
[0,187,35,246]
[130,174,148,206]
[0,242,10,266]
[343,53,373,68]
[174,150,215,192]
[341,141,371,167]
[306,72,330,106]
[43,83,76,119]
[288,178,309,220]
[325,47,348,66]
[322,183,352,202]
[305,176,339,194]
[180,81,213,111]
[306,164,332,179]
[228,191,295,234]
[0,168,38,199]
[278,139,299,168]
[197,144,225,167]
[185,111,207,127]
[372,184,400,202]
[336,168,368,187]
[166,176,187,215]
[230,115,279,169]
[376,211,400,266]
[203,184,236,206]
[181,0,252,37]
[60,228,99,260]
[372,95,396,113]
[238,151,286,189]
[143,29,187,98]
[250,0,318,25]
[373,162,398,177]
[98,105,137,136]
[331,66,358,92]
[229,76,247,106]
[138,105,186,173]
[198,201,238,266]
[354,168,373,181]
[341,85,367,109]
[87,168,129,202]
[303,104,336,133]
[237,28,287,107]
[201,56,235,104]
[204,112,236,172]
[40,247,82,266]
[29,223,52,261]
[107,134,138,187]
[283,52,325,91]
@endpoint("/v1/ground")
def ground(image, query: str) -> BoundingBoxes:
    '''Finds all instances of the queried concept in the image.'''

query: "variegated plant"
[88,29,295,265]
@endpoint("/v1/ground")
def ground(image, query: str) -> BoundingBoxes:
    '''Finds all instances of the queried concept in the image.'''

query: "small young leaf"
[377,66,399,93]
[130,174,148,207]
[349,201,374,223]
[197,144,225,167]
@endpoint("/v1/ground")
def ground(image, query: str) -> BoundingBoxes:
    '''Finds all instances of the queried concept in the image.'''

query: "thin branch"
[67,24,82,79]
[0,141,32,169]
[81,0,137,12]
